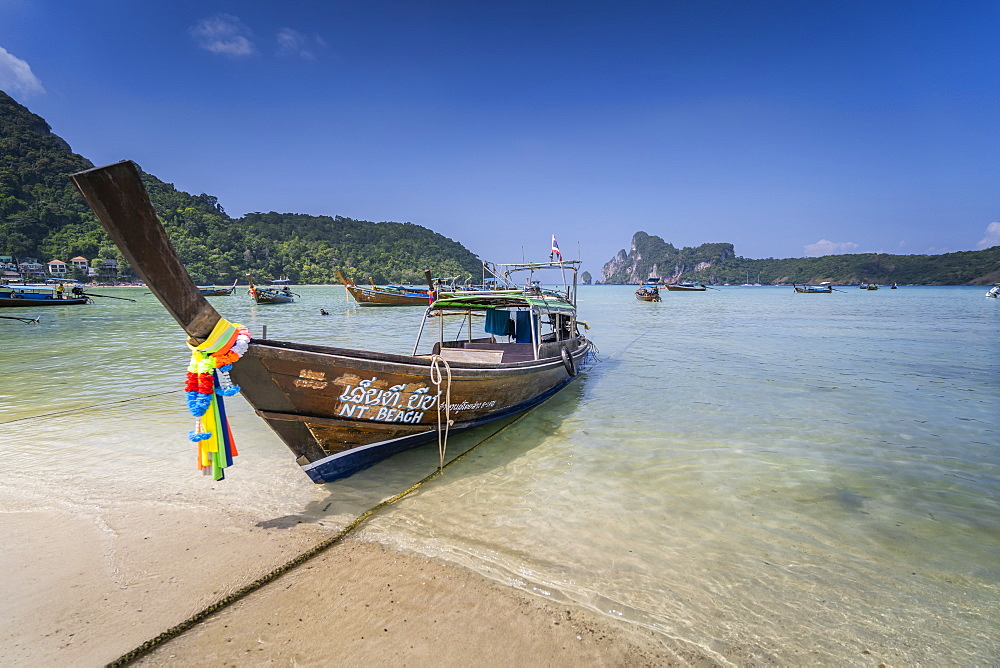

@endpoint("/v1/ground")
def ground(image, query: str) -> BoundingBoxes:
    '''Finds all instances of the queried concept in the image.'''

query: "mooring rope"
[604,328,649,360]
[429,354,454,470]
[0,390,181,425]
[105,330,655,667]
[105,405,535,667]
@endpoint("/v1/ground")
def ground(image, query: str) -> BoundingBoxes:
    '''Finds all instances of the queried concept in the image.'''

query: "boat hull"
[251,290,294,304]
[346,285,434,306]
[664,285,706,292]
[230,337,593,482]
[0,296,89,306]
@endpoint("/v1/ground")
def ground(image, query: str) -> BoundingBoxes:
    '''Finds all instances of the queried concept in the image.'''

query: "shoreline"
[132,538,695,666]
[0,496,705,666]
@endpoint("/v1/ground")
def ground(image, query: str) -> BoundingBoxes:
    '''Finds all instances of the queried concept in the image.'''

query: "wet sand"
[0,501,704,666]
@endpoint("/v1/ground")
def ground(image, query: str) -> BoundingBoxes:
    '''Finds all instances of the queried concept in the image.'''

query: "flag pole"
[552,234,568,293]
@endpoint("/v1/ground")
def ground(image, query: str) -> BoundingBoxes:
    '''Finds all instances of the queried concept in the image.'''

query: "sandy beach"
[0,495,701,666]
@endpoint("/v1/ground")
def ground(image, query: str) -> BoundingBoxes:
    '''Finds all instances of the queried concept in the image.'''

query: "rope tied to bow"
[429,355,454,471]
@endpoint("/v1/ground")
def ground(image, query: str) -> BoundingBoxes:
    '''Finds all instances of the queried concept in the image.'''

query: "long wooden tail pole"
[70,161,221,343]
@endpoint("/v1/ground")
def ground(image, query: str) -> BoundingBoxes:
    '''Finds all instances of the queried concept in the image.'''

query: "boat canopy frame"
[414,261,582,361]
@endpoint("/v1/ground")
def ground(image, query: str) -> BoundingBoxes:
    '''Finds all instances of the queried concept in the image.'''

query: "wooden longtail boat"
[336,270,436,306]
[664,281,707,292]
[71,161,595,483]
[247,275,296,304]
[198,279,239,297]
[793,283,833,293]
[635,287,661,302]
[335,271,469,306]
[0,284,90,307]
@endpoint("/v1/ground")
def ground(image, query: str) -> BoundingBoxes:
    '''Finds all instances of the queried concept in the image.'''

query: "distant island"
[0,90,482,286]
[3,89,996,287]
[601,231,999,286]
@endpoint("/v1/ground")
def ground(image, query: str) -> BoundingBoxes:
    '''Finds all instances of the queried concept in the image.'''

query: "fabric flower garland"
[185,318,251,480]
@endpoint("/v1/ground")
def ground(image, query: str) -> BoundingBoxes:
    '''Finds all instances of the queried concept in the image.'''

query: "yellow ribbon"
[189,318,239,356]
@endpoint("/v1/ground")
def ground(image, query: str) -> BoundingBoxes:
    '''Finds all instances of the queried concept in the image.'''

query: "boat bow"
[70,161,220,343]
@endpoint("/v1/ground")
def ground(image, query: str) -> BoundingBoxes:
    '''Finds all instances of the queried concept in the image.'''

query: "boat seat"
[435,348,505,364]
[464,342,536,363]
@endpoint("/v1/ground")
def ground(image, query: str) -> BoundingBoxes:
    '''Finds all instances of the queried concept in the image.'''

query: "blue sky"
[1,1,998,275]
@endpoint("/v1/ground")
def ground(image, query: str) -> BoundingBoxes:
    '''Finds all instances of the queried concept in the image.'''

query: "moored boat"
[247,275,296,304]
[635,287,661,302]
[0,284,90,306]
[198,280,238,297]
[664,281,707,292]
[635,277,662,301]
[71,160,595,484]
[635,288,661,302]
[336,270,438,306]
[793,283,834,293]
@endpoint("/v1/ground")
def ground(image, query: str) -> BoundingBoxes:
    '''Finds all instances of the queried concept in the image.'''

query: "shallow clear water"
[1,284,997,663]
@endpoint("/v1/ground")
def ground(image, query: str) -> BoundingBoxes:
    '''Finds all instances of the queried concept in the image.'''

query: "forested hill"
[0,90,482,284]
[0,91,96,261]
[603,231,1000,286]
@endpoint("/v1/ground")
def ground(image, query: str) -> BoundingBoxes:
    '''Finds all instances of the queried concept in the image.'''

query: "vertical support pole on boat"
[412,307,431,355]
[529,305,539,360]
[571,262,578,306]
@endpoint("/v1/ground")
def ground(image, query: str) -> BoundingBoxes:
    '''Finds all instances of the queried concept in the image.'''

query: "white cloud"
[278,28,322,60]
[976,222,1000,249]
[189,14,254,57]
[803,239,860,257]
[0,46,44,97]
[277,28,321,60]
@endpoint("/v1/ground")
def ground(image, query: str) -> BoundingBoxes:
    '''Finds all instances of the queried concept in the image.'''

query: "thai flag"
[550,235,562,260]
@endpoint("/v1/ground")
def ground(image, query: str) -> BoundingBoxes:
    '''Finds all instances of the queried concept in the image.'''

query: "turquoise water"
[1,285,998,663]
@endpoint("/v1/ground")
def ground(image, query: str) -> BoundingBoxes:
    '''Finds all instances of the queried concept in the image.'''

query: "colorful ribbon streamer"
[185,318,251,480]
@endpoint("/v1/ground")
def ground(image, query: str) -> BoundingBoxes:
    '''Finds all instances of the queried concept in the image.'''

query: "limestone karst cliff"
[601,232,734,283]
